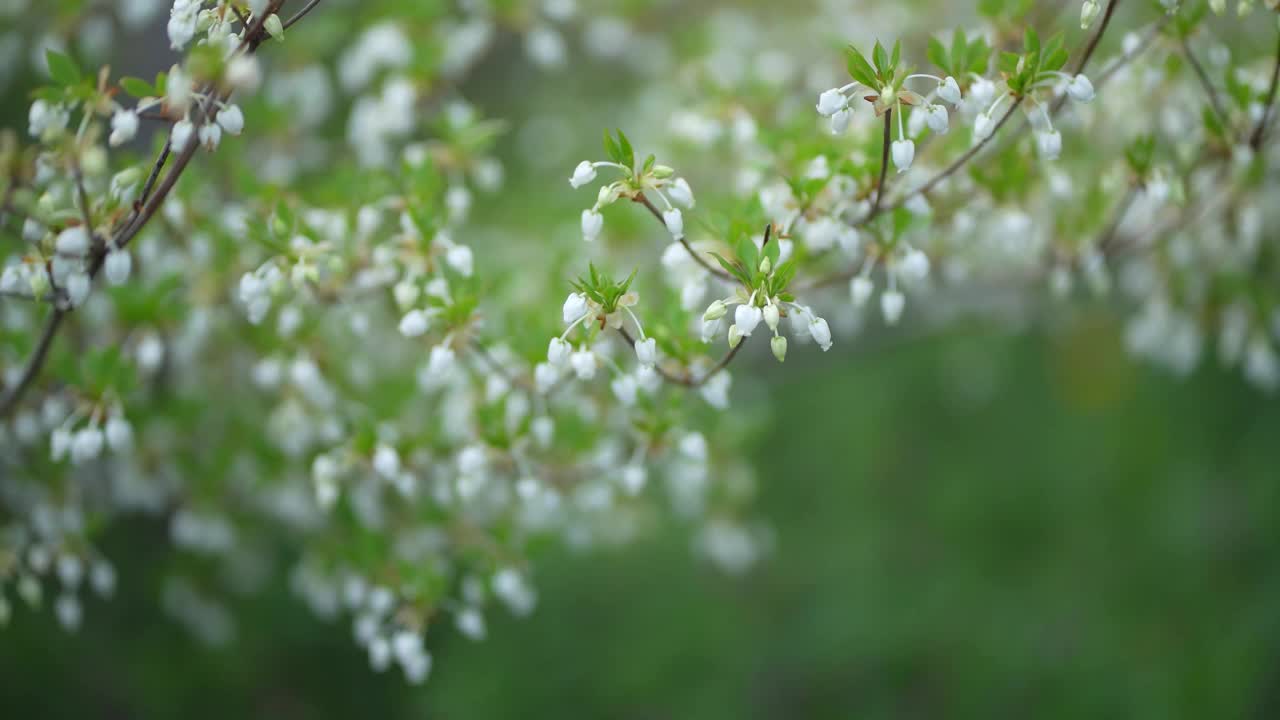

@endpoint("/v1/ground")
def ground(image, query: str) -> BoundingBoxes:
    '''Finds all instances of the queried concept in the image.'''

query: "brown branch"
[868,109,893,220]
[635,194,735,282]
[283,0,323,30]
[1250,28,1280,150]
[0,3,311,418]
[1052,0,1121,114]
[616,327,743,389]
[856,96,1025,231]
[0,309,65,415]
[1179,32,1228,131]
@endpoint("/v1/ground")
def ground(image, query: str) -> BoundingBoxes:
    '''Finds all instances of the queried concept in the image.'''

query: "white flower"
[938,76,962,105]
[635,337,657,366]
[831,108,852,135]
[771,335,788,362]
[65,272,91,307]
[703,299,728,321]
[700,370,731,409]
[216,104,244,135]
[808,316,833,351]
[562,292,589,324]
[925,104,949,134]
[534,362,560,393]
[225,55,262,91]
[547,337,571,366]
[105,415,133,451]
[104,248,132,286]
[55,226,90,256]
[727,323,744,348]
[973,112,994,141]
[668,177,695,208]
[763,303,780,331]
[569,160,597,188]
[620,464,647,495]
[891,139,915,173]
[570,347,597,379]
[167,1,199,49]
[445,244,474,276]
[789,304,812,338]
[969,78,996,107]
[398,310,429,337]
[735,303,762,336]
[663,208,684,240]
[611,375,638,406]
[372,444,400,479]
[816,88,848,116]
[1037,129,1062,161]
[581,209,603,242]
[1081,0,1101,28]
[109,110,139,146]
[71,425,104,463]
[881,289,906,325]
[171,120,195,151]
[1067,74,1095,103]
[900,249,930,282]
[28,100,69,138]
[199,122,222,151]
[50,427,72,461]
[851,276,874,307]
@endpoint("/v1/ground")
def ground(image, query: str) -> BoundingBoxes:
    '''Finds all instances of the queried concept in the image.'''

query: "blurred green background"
[5,1,1280,717]
[5,317,1280,719]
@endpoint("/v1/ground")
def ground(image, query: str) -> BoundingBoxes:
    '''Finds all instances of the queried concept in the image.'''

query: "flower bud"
[703,299,728,321]
[763,303,780,331]
[771,335,788,363]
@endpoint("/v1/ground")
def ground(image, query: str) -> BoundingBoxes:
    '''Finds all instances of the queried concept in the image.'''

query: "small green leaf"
[872,41,889,75]
[845,45,879,88]
[120,76,155,98]
[46,50,81,87]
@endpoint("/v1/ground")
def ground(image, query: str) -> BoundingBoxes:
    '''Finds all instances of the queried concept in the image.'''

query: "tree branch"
[635,193,735,283]
[0,0,320,418]
[616,327,742,389]
[1179,32,1228,132]
[868,109,893,220]
[1250,28,1280,151]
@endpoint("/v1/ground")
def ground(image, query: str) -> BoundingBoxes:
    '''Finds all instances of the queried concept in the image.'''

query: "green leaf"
[46,50,81,87]
[872,41,889,75]
[844,45,878,88]
[120,76,155,98]
[928,37,949,75]
[951,28,968,75]
[708,252,750,286]
[890,40,901,73]
[603,130,622,165]
[616,129,635,171]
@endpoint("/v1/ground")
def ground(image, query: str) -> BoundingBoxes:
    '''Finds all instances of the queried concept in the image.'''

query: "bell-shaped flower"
[881,289,906,325]
[635,337,657,366]
[1067,74,1094,103]
[581,209,604,242]
[735,303,762,336]
[569,160,597,188]
[938,76,962,105]
[816,88,848,116]
[892,139,915,173]
[663,208,684,240]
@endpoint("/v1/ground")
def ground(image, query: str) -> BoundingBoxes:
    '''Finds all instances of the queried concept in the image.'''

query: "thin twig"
[868,110,893,220]
[616,327,742,389]
[0,310,65,415]
[865,96,1025,226]
[1179,32,1228,132]
[1250,28,1280,150]
[635,194,735,282]
[283,0,323,30]
[1052,0,1121,114]
[0,2,308,418]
